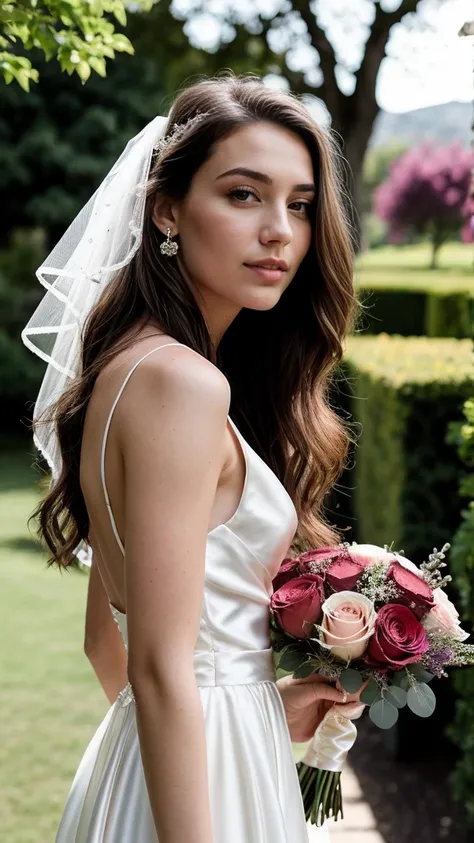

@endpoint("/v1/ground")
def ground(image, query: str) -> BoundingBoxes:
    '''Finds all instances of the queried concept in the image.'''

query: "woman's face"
[155,120,316,341]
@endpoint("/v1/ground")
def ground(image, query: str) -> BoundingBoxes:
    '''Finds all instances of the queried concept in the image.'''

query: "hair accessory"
[160,227,179,257]
[153,111,208,157]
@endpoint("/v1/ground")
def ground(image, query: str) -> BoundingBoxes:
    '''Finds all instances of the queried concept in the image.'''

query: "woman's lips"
[244,264,286,283]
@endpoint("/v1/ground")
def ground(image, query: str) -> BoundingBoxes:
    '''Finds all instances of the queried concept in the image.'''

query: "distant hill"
[369,101,472,149]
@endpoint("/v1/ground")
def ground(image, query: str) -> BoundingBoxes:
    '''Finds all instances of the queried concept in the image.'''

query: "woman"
[22,74,364,843]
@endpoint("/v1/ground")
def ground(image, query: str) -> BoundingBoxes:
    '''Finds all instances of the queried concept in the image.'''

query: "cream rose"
[422,587,470,642]
[345,543,397,568]
[347,543,422,575]
[316,591,377,662]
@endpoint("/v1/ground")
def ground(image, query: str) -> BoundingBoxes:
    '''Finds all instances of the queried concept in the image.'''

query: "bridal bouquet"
[270,541,474,827]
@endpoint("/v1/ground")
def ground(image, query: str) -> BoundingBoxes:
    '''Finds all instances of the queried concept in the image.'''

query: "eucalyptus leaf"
[409,664,435,684]
[406,682,436,718]
[369,698,399,730]
[278,648,305,672]
[384,686,407,709]
[293,661,316,679]
[392,670,410,690]
[339,669,363,694]
[360,680,382,706]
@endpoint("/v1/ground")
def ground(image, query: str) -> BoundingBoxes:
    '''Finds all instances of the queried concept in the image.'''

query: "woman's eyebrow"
[216,167,315,193]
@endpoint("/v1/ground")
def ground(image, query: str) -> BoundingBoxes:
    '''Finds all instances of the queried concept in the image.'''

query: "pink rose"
[271,574,324,639]
[387,561,435,617]
[366,604,429,669]
[317,591,377,661]
[326,558,365,592]
[422,588,470,642]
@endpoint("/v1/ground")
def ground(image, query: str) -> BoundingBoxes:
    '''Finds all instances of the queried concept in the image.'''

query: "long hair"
[32,73,362,566]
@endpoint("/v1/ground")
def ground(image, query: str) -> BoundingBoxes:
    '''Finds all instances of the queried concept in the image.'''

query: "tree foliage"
[373,142,474,268]
[0,0,152,90]
[0,0,281,244]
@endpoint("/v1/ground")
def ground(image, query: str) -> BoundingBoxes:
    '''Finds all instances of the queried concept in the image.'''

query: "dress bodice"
[111,415,298,687]
[103,342,298,689]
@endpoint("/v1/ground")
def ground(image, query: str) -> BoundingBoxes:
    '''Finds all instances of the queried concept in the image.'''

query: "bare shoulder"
[112,342,231,438]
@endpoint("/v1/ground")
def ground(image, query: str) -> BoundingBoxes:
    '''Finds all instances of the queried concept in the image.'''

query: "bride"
[22,73,363,843]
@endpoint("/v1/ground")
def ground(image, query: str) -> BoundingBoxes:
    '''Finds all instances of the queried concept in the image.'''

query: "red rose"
[272,557,302,592]
[271,574,324,639]
[387,561,435,616]
[298,547,341,569]
[326,558,365,592]
[365,604,429,669]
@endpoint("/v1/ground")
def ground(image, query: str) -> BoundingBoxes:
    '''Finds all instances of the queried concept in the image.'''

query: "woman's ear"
[151,195,180,238]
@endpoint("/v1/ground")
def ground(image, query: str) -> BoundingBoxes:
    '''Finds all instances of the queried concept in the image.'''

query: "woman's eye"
[291,201,312,215]
[229,188,256,202]
[228,189,313,215]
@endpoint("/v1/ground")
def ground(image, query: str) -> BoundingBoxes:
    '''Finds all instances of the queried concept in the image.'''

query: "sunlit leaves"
[0,0,152,88]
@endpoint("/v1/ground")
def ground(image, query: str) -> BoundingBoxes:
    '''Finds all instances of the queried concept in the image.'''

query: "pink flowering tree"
[373,142,474,269]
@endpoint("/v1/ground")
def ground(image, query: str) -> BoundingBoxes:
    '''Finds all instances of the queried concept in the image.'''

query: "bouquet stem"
[296,763,343,826]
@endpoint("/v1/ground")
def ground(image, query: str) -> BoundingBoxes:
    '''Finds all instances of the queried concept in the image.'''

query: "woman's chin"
[240,286,284,311]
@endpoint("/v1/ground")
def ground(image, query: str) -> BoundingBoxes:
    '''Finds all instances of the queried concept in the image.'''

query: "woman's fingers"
[286,672,371,707]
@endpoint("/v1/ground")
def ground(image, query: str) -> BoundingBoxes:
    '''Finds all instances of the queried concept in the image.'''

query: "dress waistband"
[193,647,276,687]
[116,648,276,707]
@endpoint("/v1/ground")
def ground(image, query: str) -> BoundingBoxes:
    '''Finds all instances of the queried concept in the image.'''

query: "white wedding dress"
[55,342,330,843]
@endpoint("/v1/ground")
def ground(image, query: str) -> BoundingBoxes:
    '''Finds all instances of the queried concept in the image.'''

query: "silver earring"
[160,227,179,257]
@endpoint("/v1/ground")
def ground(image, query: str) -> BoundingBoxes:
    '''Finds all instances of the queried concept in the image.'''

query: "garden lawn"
[355,241,474,293]
[0,443,107,843]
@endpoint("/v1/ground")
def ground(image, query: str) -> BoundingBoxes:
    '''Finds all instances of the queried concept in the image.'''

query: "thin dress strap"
[100,342,187,555]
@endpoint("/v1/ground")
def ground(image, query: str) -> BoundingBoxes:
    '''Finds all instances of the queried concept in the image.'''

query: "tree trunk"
[284,0,425,253]
[336,118,378,254]
[430,228,445,270]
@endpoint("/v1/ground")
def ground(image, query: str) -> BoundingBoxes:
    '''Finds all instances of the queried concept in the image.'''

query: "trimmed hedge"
[357,288,474,339]
[446,396,474,828]
[342,334,474,561]
[334,334,474,768]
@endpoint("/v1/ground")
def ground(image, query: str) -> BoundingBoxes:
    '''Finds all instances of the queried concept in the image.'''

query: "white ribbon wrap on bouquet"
[300,700,365,772]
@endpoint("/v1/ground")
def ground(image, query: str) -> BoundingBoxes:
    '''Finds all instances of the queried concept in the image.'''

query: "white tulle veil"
[20,113,187,565]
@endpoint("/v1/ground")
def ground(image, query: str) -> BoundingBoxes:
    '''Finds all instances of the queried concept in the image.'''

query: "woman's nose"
[259,205,293,246]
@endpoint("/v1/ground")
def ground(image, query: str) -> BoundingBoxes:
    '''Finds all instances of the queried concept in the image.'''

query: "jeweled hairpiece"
[153,111,209,156]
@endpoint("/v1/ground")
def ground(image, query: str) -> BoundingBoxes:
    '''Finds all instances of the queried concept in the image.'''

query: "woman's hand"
[276,672,367,744]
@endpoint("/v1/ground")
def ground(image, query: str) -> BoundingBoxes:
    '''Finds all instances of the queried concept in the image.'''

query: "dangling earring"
[160,227,179,257]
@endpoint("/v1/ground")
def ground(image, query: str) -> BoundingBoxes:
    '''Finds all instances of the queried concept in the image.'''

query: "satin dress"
[55,342,330,843]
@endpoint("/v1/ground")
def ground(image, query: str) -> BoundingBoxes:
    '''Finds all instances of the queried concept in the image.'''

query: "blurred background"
[0,1,473,841]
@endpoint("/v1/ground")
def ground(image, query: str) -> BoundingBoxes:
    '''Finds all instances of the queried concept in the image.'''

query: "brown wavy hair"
[31,72,362,567]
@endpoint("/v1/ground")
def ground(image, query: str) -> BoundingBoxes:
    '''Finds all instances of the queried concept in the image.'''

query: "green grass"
[0,446,107,843]
[355,241,474,293]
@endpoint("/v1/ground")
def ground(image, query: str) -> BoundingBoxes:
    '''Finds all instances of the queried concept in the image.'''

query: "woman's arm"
[119,349,230,843]
[84,553,128,704]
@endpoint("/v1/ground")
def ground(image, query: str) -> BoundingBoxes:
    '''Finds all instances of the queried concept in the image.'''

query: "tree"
[177,0,449,246]
[373,142,474,268]
[0,0,152,90]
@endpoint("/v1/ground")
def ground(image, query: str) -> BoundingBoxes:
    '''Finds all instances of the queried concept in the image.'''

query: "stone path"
[307,763,385,843]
